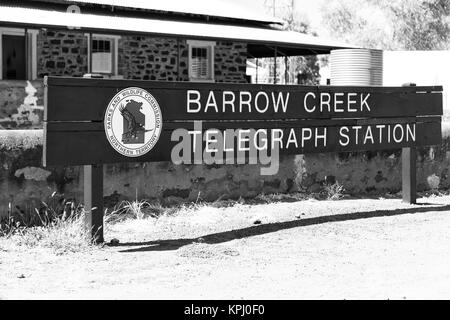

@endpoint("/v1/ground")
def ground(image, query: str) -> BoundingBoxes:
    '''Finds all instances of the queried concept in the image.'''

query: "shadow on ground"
[112,203,450,253]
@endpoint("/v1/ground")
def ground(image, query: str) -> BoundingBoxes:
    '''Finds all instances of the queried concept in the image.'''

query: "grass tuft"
[0,192,96,254]
[3,211,95,255]
[105,200,167,224]
[323,181,346,201]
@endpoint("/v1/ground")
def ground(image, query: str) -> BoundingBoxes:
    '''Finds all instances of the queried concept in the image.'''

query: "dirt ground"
[1,195,450,300]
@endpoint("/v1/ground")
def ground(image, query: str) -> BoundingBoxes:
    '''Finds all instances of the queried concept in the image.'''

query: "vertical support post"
[284,55,288,84]
[402,147,417,204]
[256,58,259,84]
[274,47,277,84]
[89,32,93,73]
[84,164,104,243]
[24,27,28,80]
[402,83,417,204]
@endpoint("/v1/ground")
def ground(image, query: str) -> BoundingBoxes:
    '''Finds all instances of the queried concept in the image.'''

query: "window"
[92,38,112,73]
[187,40,215,82]
[0,28,38,80]
[87,34,120,76]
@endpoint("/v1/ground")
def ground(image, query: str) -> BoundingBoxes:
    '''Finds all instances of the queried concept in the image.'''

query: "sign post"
[84,164,104,243]
[43,76,443,242]
[402,147,417,204]
[402,83,418,204]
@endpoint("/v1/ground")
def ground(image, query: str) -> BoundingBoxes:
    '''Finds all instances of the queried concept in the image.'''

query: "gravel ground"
[1,195,450,300]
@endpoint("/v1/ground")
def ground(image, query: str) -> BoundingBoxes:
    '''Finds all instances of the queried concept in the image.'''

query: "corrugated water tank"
[330,49,383,85]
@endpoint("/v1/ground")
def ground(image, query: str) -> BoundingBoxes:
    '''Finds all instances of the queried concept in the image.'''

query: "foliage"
[387,0,450,50]
[320,0,450,50]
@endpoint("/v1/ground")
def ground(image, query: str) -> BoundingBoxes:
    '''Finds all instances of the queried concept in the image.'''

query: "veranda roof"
[33,0,285,25]
[0,3,356,57]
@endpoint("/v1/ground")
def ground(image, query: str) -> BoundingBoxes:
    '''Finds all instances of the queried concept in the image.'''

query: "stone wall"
[0,81,44,129]
[0,32,249,129]
[118,36,188,81]
[118,36,248,83]
[1,128,450,219]
[214,41,248,83]
[37,30,88,78]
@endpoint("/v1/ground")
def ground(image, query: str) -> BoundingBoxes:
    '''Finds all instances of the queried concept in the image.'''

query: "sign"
[42,76,443,242]
[43,77,443,166]
[104,87,162,157]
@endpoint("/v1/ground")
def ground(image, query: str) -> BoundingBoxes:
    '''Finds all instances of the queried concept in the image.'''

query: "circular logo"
[104,87,162,157]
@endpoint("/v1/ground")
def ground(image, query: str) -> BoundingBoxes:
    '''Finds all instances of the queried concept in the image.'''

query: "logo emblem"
[105,87,162,157]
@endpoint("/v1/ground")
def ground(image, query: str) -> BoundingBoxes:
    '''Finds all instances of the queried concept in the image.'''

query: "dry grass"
[2,212,95,255]
[323,181,346,200]
[0,188,348,254]
[105,200,167,224]
[0,193,95,255]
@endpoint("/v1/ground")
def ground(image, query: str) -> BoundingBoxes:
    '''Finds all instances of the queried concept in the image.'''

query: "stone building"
[0,0,348,129]
[0,0,445,217]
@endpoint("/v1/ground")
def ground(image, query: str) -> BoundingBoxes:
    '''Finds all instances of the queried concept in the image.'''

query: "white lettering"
[304,92,316,113]
[187,90,201,113]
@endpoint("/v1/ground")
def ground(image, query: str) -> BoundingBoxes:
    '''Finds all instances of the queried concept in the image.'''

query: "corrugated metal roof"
[31,0,285,25]
[0,4,356,57]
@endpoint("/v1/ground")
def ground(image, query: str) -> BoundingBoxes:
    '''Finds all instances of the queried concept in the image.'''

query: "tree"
[320,0,450,50]
[387,0,450,50]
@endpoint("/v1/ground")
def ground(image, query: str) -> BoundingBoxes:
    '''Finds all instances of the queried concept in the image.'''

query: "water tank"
[330,49,383,85]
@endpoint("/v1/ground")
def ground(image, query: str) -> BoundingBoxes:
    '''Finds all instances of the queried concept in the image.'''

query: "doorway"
[2,34,26,80]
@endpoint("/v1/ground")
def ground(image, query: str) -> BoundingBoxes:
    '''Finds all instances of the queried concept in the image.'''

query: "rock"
[110,238,120,246]
[295,214,302,219]
[309,183,322,193]
[253,219,262,225]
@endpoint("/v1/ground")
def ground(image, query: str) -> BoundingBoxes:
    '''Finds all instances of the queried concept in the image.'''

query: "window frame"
[187,40,215,83]
[86,34,120,76]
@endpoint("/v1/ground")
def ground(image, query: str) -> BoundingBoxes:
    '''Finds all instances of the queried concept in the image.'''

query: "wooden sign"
[42,76,443,243]
[44,77,442,166]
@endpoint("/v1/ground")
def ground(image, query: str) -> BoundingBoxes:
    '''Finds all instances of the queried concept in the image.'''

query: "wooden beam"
[44,119,441,166]
[43,77,444,122]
